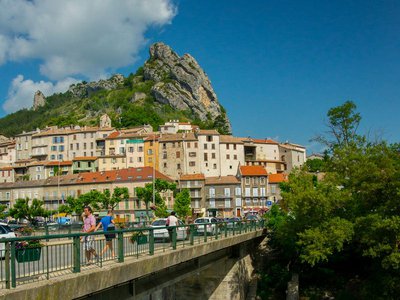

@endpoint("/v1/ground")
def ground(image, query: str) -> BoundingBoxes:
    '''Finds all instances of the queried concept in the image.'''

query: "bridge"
[0,221,266,300]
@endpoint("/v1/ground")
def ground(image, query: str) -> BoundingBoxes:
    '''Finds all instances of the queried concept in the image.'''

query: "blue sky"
[1,0,399,153]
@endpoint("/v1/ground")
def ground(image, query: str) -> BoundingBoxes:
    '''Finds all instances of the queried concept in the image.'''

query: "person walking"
[166,211,178,246]
[95,209,116,259]
[82,206,99,265]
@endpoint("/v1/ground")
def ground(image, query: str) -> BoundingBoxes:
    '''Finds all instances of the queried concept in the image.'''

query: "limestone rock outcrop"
[68,74,124,98]
[144,42,231,133]
[33,90,46,110]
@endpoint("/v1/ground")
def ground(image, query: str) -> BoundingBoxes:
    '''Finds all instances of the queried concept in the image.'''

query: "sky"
[0,0,399,154]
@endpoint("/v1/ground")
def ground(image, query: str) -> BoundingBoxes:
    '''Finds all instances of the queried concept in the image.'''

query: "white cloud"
[0,0,176,80]
[2,75,78,113]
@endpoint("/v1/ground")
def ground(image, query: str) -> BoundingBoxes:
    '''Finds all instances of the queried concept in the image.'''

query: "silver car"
[194,217,219,235]
[150,218,187,241]
[0,223,16,258]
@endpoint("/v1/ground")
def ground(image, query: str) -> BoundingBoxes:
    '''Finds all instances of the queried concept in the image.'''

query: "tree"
[9,198,49,223]
[135,179,176,219]
[0,204,7,219]
[265,102,400,298]
[100,187,129,210]
[173,189,192,219]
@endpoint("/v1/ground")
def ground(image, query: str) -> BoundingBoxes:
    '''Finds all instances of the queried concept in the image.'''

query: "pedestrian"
[82,206,99,265]
[166,211,178,246]
[95,209,116,259]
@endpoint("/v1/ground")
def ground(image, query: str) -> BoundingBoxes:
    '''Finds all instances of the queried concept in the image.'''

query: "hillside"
[0,43,231,137]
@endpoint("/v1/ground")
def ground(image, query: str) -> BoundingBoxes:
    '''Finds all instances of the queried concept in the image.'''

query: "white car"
[0,222,17,258]
[150,218,187,241]
[194,217,219,235]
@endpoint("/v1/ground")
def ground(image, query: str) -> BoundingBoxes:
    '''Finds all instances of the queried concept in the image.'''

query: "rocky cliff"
[143,43,231,133]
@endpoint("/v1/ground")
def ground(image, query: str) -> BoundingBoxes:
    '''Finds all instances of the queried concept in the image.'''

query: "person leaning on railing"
[95,209,116,259]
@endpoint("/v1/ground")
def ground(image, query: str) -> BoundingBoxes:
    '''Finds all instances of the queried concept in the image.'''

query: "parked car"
[227,217,241,230]
[6,220,25,232]
[45,221,59,231]
[194,217,219,235]
[0,222,16,258]
[150,218,187,241]
[245,214,260,221]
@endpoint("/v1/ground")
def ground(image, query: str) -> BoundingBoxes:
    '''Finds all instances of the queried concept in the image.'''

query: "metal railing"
[0,220,265,289]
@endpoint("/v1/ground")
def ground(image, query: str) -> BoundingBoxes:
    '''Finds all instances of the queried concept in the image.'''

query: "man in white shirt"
[166,211,178,245]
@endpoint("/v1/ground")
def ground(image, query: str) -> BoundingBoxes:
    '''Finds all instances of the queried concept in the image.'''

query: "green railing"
[0,220,264,289]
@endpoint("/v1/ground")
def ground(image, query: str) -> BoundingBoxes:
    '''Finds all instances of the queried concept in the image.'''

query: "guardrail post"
[73,236,81,273]
[5,242,10,289]
[118,232,124,263]
[233,222,236,236]
[224,223,228,238]
[203,224,207,242]
[149,229,154,255]
[68,224,72,239]
[10,241,16,288]
[172,227,177,250]
[189,224,194,245]
[239,222,242,234]
[45,224,49,241]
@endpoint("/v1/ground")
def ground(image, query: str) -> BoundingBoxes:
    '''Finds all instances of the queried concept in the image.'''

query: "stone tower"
[100,114,112,128]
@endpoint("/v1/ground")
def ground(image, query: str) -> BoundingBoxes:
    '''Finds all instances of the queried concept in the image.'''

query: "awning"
[52,213,67,218]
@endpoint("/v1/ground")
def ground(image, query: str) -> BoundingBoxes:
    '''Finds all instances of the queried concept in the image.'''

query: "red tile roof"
[72,157,97,161]
[240,166,268,176]
[46,161,73,166]
[205,176,240,185]
[105,131,120,139]
[180,174,205,181]
[78,167,172,184]
[252,138,279,144]
[269,173,288,183]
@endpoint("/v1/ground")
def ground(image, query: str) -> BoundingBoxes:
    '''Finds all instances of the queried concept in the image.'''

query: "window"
[207,135,213,142]
[70,144,73,150]
[177,163,181,169]
[162,143,166,149]
[51,155,56,160]
[51,146,57,151]
[194,142,198,148]
[209,198,215,208]
[245,177,250,185]
[129,147,134,153]
[163,162,167,168]
[59,145,64,152]
[147,149,153,155]
[83,152,87,157]
[138,146,143,152]
[225,199,231,208]
[213,164,217,169]
[204,153,208,161]
[212,153,216,159]
[129,157,133,163]
[209,187,215,197]
[138,157,142,162]
[204,144,208,150]
[73,135,77,140]
[189,161,196,167]
[234,154,237,160]
[73,152,76,158]
[36,174,41,180]
[224,188,230,197]
[90,142,94,149]
[233,144,237,150]
[189,152,196,157]
[226,144,230,150]
[76,143,79,150]
[88,162,91,168]
[187,142,191,148]
[260,187,266,197]
[212,144,215,150]
[235,187,241,196]
[252,188,259,197]
[148,157,152,163]
[253,177,258,185]
[176,151,180,158]
[226,154,230,159]
[245,187,251,197]
[235,198,242,206]
[260,177,265,184]
[271,185,276,194]
[77,162,81,168]
[163,152,167,159]
[245,198,251,205]
[83,143,87,150]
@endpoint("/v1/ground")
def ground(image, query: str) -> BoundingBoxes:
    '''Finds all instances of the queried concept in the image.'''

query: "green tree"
[0,204,7,219]
[265,101,400,298]
[135,179,176,219]
[173,189,192,219]
[9,198,49,223]
[100,187,129,210]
